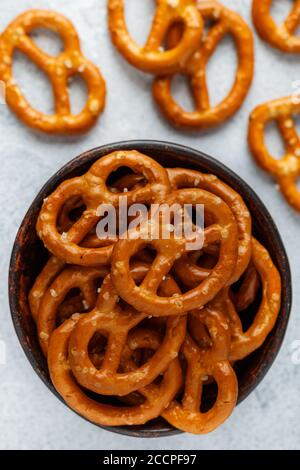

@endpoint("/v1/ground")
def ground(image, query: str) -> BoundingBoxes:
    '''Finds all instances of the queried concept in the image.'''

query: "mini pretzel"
[36,151,171,266]
[252,0,300,53]
[248,96,300,211]
[37,266,108,356]
[162,308,238,434]
[68,273,186,395]
[0,10,106,134]
[224,238,281,362]
[168,168,252,284]
[153,0,254,129]
[107,0,203,74]
[111,188,238,316]
[48,316,182,426]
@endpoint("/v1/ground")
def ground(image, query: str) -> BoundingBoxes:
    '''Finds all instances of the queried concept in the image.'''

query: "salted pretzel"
[107,0,203,74]
[162,308,238,434]
[48,316,182,426]
[221,238,281,362]
[252,0,300,53]
[168,168,252,285]
[0,10,106,134]
[37,266,108,356]
[36,151,171,266]
[68,273,186,395]
[153,1,254,129]
[248,96,300,211]
[111,187,238,316]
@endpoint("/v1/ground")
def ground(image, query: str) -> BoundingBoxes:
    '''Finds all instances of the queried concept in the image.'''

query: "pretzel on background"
[248,96,300,211]
[168,167,252,285]
[107,0,203,74]
[162,308,238,434]
[0,10,106,134]
[36,151,171,266]
[48,316,182,426]
[111,187,238,316]
[252,0,300,53]
[68,272,186,395]
[153,1,254,129]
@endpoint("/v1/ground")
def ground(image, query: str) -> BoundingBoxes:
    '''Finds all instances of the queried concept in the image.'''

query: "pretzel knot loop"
[153,1,254,129]
[111,188,239,316]
[107,0,203,74]
[36,151,171,266]
[248,96,300,211]
[253,0,300,53]
[0,10,106,134]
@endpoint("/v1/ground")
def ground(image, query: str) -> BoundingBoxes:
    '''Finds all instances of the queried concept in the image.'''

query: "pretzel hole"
[206,34,237,108]
[88,332,108,369]
[107,167,147,192]
[271,0,299,30]
[171,75,195,112]
[231,276,262,333]
[13,51,53,114]
[124,0,156,46]
[56,288,87,326]
[265,121,287,160]
[68,75,88,115]
[29,28,64,56]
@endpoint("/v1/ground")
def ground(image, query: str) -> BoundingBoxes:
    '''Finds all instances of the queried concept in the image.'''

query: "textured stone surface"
[0,0,300,450]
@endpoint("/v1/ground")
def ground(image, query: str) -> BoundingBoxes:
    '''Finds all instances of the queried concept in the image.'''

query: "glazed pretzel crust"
[248,96,300,211]
[0,10,106,134]
[107,0,203,74]
[153,0,254,129]
[111,188,238,316]
[252,0,300,53]
[36,151,171,266]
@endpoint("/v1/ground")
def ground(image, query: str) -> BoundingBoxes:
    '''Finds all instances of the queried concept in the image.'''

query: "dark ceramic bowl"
[9,140,292,438]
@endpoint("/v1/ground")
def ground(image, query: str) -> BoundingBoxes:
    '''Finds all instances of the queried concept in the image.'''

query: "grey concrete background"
[0,0,300,450]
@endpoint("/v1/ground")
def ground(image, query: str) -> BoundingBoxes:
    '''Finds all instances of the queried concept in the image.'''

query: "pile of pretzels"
[29,150,281,434]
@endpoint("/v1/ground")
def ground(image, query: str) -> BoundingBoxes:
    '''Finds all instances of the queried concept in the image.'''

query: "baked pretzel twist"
[107,0,203,74]
[248,96,300,211]
[48,316,182,426]
[252,0,300,53]
[153,1,254,129]
[0,10,106,134]
[68,273,186,395]
[111,187,238,316]
[36,150,171,265]
[162,308,238,434]
[168,168,252,285]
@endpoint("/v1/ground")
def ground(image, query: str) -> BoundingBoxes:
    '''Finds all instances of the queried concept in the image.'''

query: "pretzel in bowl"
[111,187,238,316]
[36,151,171,266]
[107,0,203,74]
[153,0,254,129]
[68,273,186,395]
[252,0,300,53]
[0,10,106,134]
[162,308,238,434]
[248,96,300,211]
[168,167,252,285]
[48,316,182,426]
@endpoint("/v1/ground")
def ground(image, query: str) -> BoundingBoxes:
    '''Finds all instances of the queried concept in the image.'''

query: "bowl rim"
[8,139,292,438]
